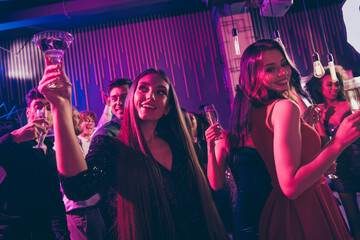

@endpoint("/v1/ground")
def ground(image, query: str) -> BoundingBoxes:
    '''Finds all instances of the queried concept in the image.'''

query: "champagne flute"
[204,104,223,140]
[343,76,360,113]
[33,109,48,149]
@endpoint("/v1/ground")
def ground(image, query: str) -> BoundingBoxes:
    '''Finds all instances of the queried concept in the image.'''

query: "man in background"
[92,78,132,138]
[90,78,131,239]
[61,106,106,240]
[0,88,70,239]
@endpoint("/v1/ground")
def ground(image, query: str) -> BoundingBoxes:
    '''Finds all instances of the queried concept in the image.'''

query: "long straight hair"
[228,39,302,148]
[117,69,228,239]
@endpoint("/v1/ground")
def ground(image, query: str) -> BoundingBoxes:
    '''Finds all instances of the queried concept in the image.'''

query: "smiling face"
[109,85,130,120]
[134,73,170,122]
[321,75,341,102]
[80,115,95,137]
[258,49,291,93]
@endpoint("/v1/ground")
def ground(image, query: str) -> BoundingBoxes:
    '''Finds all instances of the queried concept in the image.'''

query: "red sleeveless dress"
[251,100,351,240]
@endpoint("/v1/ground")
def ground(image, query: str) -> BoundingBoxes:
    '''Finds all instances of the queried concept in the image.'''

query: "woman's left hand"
[302,105,322,126]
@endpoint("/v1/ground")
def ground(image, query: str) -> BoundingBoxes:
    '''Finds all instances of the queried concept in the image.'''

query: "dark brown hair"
[26,87,45,107]
[108,78,132,93]
[228,39,302,148]
[116,68,228,239]
[79,110,98,125]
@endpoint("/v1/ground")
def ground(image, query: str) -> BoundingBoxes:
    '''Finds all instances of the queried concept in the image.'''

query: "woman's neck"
[140,121,158,143]
[325,99,344,108]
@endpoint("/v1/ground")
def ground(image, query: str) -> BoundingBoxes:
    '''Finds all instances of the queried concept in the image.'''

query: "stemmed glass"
[33,109,48,149]
[204,104,223,139]
[32,30,74,89]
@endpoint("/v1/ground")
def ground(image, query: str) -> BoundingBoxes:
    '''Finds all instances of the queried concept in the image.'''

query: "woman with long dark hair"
[205,86,272,240]
[206,39,360,239]
[39,63,228,239]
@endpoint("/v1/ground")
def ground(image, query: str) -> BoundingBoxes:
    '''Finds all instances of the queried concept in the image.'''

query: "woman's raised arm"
[271,99,360,200]
[205,124,228,190]
[38,59,87,176]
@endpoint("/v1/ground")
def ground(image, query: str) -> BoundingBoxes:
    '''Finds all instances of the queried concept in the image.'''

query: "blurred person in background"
[92,78,132,139]
[77,111,97,156]
[60,107,106,240]
[306,65,360,240]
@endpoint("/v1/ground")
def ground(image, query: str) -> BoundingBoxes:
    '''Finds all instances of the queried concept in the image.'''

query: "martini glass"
[32,30,74,88]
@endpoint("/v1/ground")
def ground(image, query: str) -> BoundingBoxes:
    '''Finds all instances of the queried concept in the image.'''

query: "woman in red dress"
[206,39,359,239]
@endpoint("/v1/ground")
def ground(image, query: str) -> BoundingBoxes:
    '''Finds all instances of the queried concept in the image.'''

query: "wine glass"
[204,104,223,139]
[33,109,48,149]
[32,30,74,89]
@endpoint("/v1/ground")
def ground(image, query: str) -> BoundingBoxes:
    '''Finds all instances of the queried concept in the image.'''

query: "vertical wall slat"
[192,13,205,78]
[206,11,219,93]
[163,14,175,84]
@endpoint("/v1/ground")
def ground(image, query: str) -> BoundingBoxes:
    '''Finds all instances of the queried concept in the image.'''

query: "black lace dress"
[60,135,210,239]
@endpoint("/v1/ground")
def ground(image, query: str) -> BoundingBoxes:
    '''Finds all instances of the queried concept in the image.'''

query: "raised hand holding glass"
[204,104,223,140]
[32,30,74,89]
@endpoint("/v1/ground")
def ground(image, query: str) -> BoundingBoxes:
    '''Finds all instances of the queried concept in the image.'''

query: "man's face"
[109,85,130,120]
[72,108,83,136]
[26,98,53,128]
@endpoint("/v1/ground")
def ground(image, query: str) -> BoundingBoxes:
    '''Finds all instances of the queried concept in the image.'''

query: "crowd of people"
[0,39,359,240]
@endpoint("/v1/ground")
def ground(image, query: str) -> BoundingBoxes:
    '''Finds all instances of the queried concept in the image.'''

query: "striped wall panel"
[0,11,230,126]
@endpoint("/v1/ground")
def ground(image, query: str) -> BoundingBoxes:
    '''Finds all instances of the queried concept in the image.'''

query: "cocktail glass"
[32,30,74,88]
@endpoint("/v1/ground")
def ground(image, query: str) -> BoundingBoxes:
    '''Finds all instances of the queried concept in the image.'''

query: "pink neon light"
[147,17,157,69]
[184,15,194,69]
[171,16,181,69]
[136,21,144,68]
[205,11,219,93]
[196,13,206,63]
[192,14,205,77]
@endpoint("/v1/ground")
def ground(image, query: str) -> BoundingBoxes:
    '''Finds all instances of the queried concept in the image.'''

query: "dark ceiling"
[0,0,345,40]
[0,0,208,40]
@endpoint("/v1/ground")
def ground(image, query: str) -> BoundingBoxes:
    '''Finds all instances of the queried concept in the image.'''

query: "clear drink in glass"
[204,104,223,139]
[33,109,48,149]
[32,30,74,88]
[343,77,360,113]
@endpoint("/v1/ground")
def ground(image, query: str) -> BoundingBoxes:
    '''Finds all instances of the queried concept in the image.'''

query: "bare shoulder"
[270,100,301,129]
[273,99,300,116]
